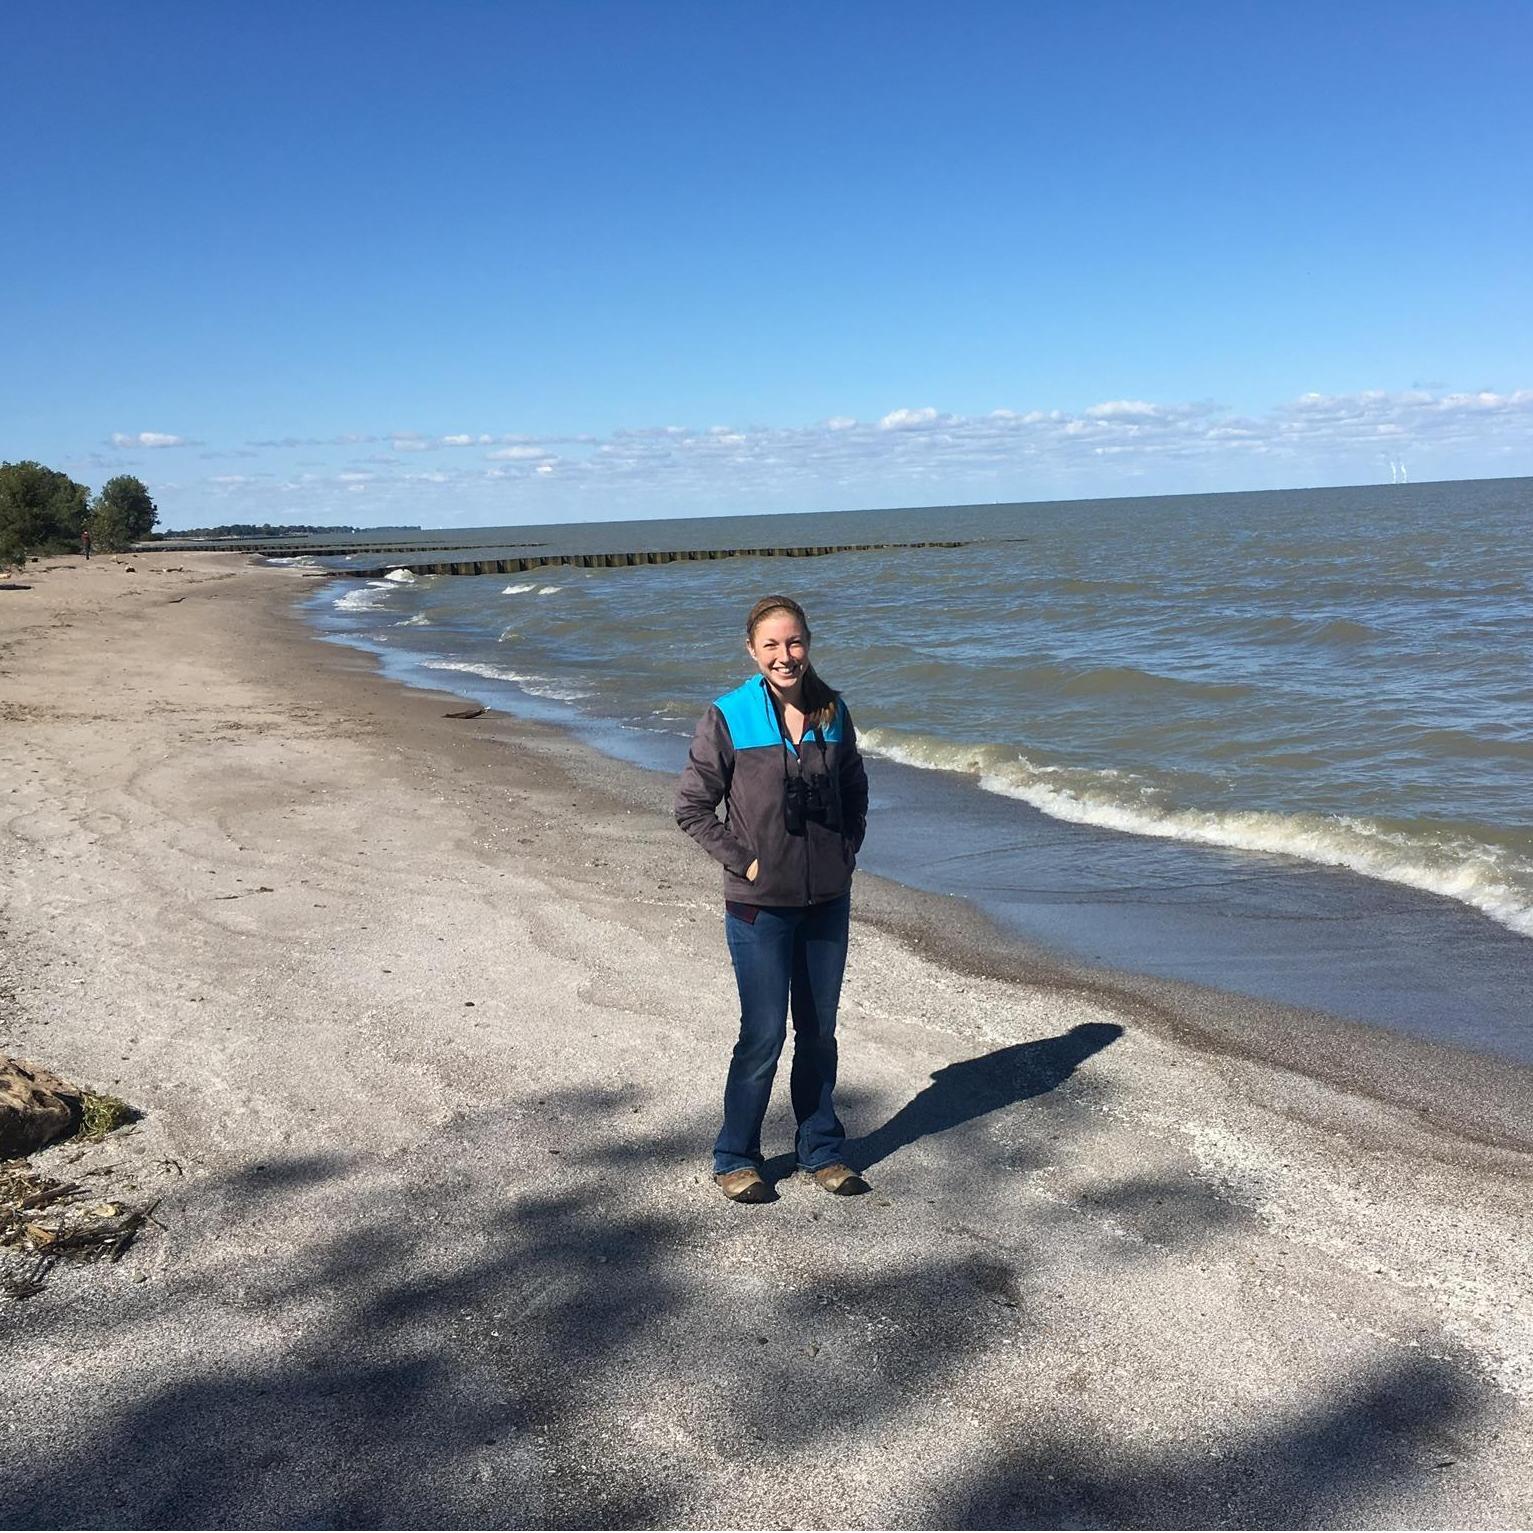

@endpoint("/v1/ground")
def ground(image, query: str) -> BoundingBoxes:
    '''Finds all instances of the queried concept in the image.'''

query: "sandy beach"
[2,552,1530,1529]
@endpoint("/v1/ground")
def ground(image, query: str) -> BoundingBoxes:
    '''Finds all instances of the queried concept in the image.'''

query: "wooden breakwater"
[336,539,973,578]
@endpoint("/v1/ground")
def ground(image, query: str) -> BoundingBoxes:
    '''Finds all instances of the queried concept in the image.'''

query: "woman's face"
[747,610,810,697]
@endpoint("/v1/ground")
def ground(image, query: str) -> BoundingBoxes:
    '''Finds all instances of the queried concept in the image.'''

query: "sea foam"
[419,657,590,702]
[860,726,1533,938]
[332,582,396,611]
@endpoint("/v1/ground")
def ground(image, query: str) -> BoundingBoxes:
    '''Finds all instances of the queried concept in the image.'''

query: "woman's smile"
[747,611,811,698]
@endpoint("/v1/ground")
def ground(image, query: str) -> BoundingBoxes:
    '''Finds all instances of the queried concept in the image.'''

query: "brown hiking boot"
[714,1167,771,1203]
[802,1163,870,1196]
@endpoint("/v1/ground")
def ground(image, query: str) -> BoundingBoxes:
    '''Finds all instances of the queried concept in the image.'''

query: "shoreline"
[301,569,1533,1159]
[2,551,1530,1528]
[307,554,1533,1073]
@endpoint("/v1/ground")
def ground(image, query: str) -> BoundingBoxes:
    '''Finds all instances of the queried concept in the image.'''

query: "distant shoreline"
[149,470,1533,541]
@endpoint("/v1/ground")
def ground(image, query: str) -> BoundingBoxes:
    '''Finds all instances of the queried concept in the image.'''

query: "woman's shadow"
[842,1021,1124,1175]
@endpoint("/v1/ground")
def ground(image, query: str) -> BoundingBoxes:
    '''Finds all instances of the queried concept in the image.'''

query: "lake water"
[287,477,1533,1061]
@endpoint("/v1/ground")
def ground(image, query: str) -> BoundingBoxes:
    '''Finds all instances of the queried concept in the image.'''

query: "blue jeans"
[713,893,852,1175]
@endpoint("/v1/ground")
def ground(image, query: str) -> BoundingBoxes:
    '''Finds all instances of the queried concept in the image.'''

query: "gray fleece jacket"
[674,674,869,907]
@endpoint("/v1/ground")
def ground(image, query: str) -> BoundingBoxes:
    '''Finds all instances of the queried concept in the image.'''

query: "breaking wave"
[332,582,396,611]
[860,726,1533,938]
[419,657,591,703]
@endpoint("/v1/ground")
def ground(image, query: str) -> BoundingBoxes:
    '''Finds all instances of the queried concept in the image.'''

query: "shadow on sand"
[851,1019,1124,1172]
[0,1026,1492,1529]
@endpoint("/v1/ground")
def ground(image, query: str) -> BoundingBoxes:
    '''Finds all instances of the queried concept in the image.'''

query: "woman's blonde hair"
[745,594,839,730]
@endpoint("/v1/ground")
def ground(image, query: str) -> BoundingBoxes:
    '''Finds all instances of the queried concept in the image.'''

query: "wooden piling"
[327,538,971,579]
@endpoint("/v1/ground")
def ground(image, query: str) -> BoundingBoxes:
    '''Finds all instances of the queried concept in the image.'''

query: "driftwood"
[1,1161,159,1297]
[443,706,486,719]
[0,1059,80,1157]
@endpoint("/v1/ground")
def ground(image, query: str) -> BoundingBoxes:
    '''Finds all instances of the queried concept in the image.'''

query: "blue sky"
[5,0,1530,528]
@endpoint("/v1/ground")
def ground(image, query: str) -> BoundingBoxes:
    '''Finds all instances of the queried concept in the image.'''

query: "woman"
[674,595,871,1203]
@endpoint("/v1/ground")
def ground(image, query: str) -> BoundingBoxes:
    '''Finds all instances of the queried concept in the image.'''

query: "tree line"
[171,522,418,538]
[0,461,158,568]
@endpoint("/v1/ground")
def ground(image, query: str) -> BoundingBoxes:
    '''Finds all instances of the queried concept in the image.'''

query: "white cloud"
[879,407,941,430]
[1085,400,1159,420]
[181,385,1533,526]
[247,433,379,449]
[112,431,189,448]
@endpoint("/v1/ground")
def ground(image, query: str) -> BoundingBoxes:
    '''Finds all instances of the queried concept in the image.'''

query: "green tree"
[0,460,91,568]
[90,475,159,552]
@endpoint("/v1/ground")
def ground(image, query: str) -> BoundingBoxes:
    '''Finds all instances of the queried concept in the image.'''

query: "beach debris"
[0,583,31,591]
[0,1059,142,1159]
[77,1090,137,1141]
[443,706,486,718]
[1,1059,80,1158]
[213,886,275,900]
[0,1159,160,1297]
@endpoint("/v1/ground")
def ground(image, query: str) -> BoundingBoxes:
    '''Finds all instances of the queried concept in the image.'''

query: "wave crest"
[332,582,395,611]
[860,726,1533,937]
[419,657,590,702]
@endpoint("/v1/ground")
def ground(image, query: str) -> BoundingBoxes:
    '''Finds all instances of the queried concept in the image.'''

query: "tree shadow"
[933,1352,1481,1530]
[0,1076,1499,1530]
[848,1020,1124,1173]
[1063,1169,1256,1249]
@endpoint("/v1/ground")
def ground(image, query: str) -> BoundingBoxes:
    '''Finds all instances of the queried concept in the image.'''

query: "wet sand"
[1,551,1530,1529]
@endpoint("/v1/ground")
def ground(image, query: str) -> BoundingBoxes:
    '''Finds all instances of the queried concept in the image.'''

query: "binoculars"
[783,771,841,835]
